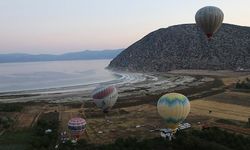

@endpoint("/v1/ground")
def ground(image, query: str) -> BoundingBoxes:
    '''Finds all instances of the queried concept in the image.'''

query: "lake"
[0,60,121,93]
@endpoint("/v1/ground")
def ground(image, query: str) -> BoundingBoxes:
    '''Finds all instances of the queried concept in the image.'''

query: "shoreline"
[0,71,215,104]
[0,71,150,95]
[0,70,249,104]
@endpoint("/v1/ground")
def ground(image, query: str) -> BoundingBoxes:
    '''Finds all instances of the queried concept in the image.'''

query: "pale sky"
[0,0,249,54]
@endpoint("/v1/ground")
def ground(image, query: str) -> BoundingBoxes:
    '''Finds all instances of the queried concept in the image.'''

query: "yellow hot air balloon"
[195,6,224,39]
[157,93,190,130]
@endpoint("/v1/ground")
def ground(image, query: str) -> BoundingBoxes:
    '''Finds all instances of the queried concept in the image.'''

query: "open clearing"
[191,100,250,122]
[2,88,250,144]
[83,104,164,144]
[1,70,250,144]
[190,90,250,122]
[16,105,43,128]
[1,91,250,144]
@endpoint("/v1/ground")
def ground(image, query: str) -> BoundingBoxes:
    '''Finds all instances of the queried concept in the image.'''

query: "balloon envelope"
[195,6,224,39]
[91,85,118,113]
[157,93,190,129]
[68,117,86,138]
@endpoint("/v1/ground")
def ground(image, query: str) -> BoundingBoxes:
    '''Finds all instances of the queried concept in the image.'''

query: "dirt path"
[15,105,45,128]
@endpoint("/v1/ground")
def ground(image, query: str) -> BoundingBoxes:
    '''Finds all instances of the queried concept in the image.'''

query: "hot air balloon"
[157,93,190,130]
[195,6,224,39]
[68,117,86,139]
[91,85,118,113]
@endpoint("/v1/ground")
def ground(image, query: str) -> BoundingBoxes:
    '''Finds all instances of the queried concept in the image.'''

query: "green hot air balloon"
[195,6,224,39]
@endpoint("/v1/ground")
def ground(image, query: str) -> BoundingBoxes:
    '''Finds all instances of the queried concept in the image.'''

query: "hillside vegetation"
[109,24,250,72]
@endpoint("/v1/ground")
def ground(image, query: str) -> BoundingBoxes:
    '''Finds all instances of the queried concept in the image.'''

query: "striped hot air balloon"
[68,117,86,139]
[91,85,118,113]
[195,6,224,39]
[157,93,190,130]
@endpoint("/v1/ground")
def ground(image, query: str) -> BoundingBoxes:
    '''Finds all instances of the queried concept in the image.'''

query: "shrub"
[30,112,59,150]
[235,78,250,89]
[0,116,14,129]
[0,103,23,112]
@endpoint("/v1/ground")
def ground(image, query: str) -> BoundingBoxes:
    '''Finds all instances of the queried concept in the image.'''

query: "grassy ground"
[0,129,33,150]
[191,99,250,122]
[201,91,250,106]
[58,128,250,150]
[0,70,250,148]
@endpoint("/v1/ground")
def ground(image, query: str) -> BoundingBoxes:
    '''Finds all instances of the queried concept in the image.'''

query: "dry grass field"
[1,70,250,144]
[191,99,250,122]
[16,105,44,128]
[3,85,249,143]
[1,92,249,144]
[83,104,163,144]
[190,90,250,122]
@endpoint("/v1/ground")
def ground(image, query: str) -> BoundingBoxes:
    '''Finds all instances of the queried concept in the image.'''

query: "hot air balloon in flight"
[195,6,224,39]
[157,93,190,130]
[68,117,86,139]
[91,85,118,113]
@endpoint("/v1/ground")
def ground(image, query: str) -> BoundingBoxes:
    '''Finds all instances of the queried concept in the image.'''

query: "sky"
[0,0,249,54]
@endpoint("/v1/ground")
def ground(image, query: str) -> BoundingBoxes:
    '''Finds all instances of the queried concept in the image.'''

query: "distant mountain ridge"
[109,23,250,71]
[0,49,123,63]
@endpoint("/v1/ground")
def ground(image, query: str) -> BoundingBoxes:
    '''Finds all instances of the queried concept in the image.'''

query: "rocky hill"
[108,24,250,72]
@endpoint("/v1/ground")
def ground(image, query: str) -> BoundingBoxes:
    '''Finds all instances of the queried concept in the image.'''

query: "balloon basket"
[160,128,177,141]
[71,139,78,145]
[104,114,113,124]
